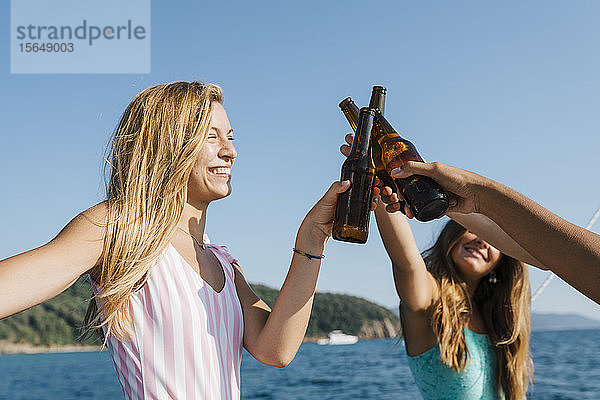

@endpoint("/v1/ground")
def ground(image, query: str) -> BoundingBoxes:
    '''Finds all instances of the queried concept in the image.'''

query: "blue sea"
[0,329,598,399]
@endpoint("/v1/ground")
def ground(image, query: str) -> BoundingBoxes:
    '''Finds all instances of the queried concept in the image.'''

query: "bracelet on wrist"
[292,248,325,261]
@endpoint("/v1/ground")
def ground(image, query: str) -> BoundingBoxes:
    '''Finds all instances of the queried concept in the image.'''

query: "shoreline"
[0,336,387,355]
[0,341,104,355]
[4,327,597,355]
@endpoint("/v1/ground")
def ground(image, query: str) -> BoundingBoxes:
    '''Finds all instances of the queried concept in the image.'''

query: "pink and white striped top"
[93,242,244,400]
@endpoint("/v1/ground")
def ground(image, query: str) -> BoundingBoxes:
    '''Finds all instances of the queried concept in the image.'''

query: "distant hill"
[251,284,399,339]
[0,278,400,353]
[389,306,600,332]
[531,313,600,331]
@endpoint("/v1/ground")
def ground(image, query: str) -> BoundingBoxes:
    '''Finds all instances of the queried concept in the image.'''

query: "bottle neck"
[369,89,386,115]
[340,98,359,131]
[348,109,375,159]
[374,112,406,142]
[349,128,372,157]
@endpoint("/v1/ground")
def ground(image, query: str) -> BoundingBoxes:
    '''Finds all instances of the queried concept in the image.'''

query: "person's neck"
[464,278,480,299]
[177,200,209,241]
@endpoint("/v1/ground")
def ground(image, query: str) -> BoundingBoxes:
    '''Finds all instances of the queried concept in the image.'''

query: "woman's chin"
[456,260,491,279]
[211,187,232,200]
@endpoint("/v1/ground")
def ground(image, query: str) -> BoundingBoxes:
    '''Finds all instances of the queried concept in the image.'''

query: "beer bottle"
[340,95,397,192]
[374,111,449,221]
[368,86,398,193]
[333,107,377,244]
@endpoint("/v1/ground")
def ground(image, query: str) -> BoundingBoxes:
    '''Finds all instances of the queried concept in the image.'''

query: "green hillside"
[252,284,399,338]
[0,277,399,351]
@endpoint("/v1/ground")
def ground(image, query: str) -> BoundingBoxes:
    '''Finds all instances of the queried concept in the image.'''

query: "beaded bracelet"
[293,248,325,261]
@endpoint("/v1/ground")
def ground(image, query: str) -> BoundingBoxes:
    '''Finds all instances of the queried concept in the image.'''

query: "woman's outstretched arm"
[447,212,546,269]
[233,181,370,367]
[392,161,600,304]
[0,203,106,319]
[339,134,438,355]
[373,193,439,313]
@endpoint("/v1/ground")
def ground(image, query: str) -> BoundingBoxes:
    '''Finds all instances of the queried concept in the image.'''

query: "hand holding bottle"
[302,178,381,244]
[390,161,485,216]
[340,135,480,218]
[340,132,410,215]
[339,92,449,221]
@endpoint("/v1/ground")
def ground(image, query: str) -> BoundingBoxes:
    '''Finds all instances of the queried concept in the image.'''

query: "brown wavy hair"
[83,81,224,341]
[422,220,533,399]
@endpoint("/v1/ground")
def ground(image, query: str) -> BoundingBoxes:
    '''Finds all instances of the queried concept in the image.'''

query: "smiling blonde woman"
[0,81,362,399]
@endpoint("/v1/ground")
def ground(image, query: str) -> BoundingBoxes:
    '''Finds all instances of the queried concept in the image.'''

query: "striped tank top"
[93,241,244,400]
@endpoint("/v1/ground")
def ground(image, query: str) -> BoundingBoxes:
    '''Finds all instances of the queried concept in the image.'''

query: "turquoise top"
[406,329,503,400]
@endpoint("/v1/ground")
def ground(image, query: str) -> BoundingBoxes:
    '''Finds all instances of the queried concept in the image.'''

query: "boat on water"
[317,330,359,345]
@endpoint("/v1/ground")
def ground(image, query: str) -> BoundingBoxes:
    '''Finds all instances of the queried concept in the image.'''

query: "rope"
[531,206,600,302]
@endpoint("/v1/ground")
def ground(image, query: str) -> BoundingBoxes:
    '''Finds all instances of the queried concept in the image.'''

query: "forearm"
[447,212,546,268]
[374,204,437,311]
[480,180,600,302]
[254,223,324,366]
[374,203,425,271]
[0,241,90,319]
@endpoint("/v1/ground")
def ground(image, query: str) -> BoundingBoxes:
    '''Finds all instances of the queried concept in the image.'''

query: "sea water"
[0,329,598,399]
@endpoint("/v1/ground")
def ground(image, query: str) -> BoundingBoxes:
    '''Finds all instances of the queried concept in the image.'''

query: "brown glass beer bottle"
[332,107,377,244]
[373,111,449,221]
[340,94,397,192]
[368,86,398,192]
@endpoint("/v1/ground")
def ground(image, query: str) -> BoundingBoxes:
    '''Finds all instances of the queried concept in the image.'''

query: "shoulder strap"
[208,245,244,278]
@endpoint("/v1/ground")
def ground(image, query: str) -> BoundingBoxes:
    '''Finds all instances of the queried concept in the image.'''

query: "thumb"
[333,180,351,193]
[390,161,437,179]
[319,180,350,205]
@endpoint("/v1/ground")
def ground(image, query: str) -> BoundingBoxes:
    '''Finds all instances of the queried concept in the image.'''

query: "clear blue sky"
[1,1,600,320]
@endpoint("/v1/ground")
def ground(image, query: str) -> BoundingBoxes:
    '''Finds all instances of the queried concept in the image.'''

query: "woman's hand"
[300,181,380,245]
[340,133,404,214]
[341,133,486,217]
[391,162,485,215]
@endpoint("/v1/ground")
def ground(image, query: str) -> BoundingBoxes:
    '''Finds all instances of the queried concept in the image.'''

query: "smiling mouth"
[464,247,487,261]
[208,167,231,176]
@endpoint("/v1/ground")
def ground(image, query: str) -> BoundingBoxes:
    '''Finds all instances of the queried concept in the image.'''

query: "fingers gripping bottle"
[333,107,377,243]
[339,90,449,222]
[373,111,449,221]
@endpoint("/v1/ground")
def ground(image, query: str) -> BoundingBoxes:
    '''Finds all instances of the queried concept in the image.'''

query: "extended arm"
[234,181,367,367]
[446,212,546,269]
[373,191,439,356]
[392,162,600,304]
[0,203,106,319]
[374,198,438,312]
[338,133,438,311]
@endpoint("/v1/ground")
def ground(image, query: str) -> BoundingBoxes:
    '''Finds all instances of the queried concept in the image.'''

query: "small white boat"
[317,330,358,345]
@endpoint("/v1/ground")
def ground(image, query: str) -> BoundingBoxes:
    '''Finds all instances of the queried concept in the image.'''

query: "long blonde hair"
[422,220,533,400]
[84,81,224,341]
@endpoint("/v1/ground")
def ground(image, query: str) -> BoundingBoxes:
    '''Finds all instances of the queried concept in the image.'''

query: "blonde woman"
[0,81,365,399]
[339,138,533,399]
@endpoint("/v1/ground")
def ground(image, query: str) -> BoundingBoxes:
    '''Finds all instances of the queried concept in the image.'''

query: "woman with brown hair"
[0,81,368,399]
[340,140,534,399]
[374,204,533,399]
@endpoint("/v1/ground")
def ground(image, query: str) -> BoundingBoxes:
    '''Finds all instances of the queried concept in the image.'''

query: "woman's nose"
[474,237,489,248]
[219,139,237,161]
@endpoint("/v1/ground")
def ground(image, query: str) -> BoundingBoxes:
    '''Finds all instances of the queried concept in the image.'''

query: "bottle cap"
[359,107,376,116]
[339,97,355,109]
